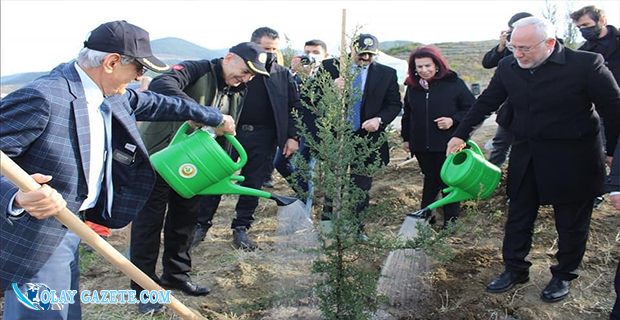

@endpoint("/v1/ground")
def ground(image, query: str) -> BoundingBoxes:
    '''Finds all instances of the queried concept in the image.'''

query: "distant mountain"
[2,38,499,95]
[379,40,422,51]
[0,37,228,92]
[1,72,48,86]
[150,37,227,64]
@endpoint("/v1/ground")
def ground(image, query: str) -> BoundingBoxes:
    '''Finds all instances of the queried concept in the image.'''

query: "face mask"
[264,52,276,72]
[580,25,602,41]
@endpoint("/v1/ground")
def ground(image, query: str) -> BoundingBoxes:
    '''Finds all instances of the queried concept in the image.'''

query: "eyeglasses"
[506,39,546,53]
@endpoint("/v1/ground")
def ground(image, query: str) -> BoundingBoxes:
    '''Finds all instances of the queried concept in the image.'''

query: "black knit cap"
[508,12,533,27]
[84,20,169,73]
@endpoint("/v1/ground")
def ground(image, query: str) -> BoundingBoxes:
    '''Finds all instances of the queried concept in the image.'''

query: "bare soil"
[48,120,620,319]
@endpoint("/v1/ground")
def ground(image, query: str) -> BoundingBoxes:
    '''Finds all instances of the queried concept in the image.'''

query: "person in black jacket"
[447,16,620,304]
[273,39,329,208]
[571,5,620,210]
[129,42,263,313]
[482,12,532,167]
[193,27,301,251]
[401,45,474,227]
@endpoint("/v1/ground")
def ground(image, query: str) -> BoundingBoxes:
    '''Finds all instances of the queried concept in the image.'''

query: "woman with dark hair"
[401,45,475,227]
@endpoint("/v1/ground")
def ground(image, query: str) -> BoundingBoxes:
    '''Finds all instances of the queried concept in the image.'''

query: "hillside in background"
[2,38,499,95]
[150,37,228,63]
[382,39,498,91]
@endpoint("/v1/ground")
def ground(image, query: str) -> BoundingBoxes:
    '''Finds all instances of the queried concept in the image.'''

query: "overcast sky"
[1,0,619,76]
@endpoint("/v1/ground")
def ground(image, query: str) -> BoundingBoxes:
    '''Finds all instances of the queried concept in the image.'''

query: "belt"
[240,124,268,132]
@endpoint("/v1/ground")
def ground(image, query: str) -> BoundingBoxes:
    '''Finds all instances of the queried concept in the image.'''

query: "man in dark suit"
[447,16,620,303]
[320,33,402,236]
[0,21,234,319]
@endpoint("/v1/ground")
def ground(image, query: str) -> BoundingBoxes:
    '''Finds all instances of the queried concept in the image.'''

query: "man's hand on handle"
[446,137,466,155]
[213,115,236,136]
[14,174,66,219]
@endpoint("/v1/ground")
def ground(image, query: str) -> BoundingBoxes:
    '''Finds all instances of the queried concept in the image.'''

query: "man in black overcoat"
[447,16,620,303]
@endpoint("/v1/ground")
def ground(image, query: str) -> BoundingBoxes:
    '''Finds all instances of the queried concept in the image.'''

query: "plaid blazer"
[0,62,223,286]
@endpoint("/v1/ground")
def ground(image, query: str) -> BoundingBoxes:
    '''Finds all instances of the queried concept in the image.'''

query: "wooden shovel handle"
[0,151,204,320]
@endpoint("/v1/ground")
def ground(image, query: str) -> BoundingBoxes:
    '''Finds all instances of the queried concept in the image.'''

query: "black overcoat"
[454,43,620,204]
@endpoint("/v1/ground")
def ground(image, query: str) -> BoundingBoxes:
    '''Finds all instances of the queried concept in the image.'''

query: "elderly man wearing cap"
[130,41,268,311]
[0,20,234,319]
[320,33,402,237]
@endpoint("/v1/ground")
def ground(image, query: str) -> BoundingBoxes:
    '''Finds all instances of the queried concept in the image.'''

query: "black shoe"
[486,271,529,293]
[593,196,604,210]
[540,277,570,303]
[159,276,210,296]
[191,223,210,248]
[138,301,165,315]
[233,226,258,251]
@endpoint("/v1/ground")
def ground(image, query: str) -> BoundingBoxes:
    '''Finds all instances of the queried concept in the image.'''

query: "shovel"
[0,151,205,320]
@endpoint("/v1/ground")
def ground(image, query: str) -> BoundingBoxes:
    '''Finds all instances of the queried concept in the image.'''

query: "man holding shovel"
[0,20,234,319]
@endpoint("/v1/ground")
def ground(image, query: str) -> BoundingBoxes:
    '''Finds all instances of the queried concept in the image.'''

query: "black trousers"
[197,126,277,229]
[414,151,459,221]
[321,174,373,224]
[488,125,514,167]
[503,160,593,280]
[130,173,200,290]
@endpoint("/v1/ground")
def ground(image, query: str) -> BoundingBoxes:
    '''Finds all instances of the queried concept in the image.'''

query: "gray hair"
[511,16,556,40]
[77,47,135,68]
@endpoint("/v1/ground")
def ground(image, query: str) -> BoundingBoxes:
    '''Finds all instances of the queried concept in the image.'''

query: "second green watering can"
[150,122,296,206]
[408,140,501,219]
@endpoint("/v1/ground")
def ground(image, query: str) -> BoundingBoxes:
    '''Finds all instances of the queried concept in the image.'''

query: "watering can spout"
[198,177,299,207]
[427,187,473,211]
[199,177,271,198]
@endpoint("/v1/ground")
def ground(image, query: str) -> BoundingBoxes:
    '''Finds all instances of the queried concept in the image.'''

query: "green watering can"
[150,122,296,206]
[408,140,501,219]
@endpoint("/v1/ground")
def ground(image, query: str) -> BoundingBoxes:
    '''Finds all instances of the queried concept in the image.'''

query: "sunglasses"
[133,61,146,76]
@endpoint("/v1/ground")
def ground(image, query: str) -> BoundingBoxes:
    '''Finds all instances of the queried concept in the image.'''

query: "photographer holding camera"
[273,39,330,209]
[481,11,532,168]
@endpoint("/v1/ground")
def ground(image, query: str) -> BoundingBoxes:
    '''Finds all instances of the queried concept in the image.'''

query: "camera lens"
[299,55,315,66]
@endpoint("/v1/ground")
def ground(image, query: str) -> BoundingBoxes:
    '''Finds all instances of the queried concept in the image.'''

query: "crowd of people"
[1,5,619,319]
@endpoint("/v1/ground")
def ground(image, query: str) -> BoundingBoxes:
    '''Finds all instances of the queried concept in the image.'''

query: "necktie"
[100,101,113,218]
[349,68,363,131]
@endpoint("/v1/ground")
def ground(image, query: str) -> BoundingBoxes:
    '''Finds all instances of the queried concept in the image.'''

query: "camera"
[299,55,316,66]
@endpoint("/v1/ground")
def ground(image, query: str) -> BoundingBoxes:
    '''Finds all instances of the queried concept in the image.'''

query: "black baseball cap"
[229,42,270,76]
[84,20,169,73]
[354,34,379,55]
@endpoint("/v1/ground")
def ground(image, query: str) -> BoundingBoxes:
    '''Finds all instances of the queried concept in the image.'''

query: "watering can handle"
[223,134,248,170]
[466,140,484,157]
[170,122,247,170]
[170,122,193,146]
